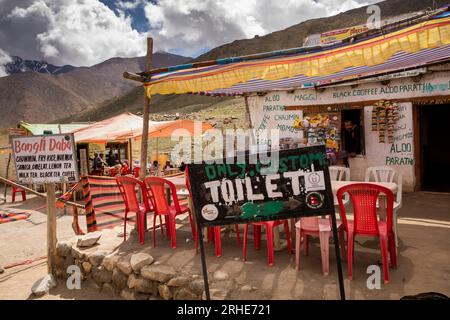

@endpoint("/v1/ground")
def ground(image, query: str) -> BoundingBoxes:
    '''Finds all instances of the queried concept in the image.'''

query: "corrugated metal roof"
[19,122,90,135]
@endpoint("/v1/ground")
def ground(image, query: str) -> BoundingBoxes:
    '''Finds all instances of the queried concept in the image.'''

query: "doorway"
[420,104,450,192]
[341,108,365,155]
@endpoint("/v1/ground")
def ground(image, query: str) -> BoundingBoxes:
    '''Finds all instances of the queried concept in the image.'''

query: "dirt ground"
[0,187,449,300]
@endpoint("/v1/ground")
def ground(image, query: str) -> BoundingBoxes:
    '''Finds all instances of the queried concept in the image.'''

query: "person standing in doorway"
[342,119,361,167]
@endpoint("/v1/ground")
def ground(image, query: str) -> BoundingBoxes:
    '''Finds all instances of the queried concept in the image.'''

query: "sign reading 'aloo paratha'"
[188,145,334,227]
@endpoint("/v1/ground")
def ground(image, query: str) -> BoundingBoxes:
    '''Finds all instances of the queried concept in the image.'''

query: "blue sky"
[100,0,151,32]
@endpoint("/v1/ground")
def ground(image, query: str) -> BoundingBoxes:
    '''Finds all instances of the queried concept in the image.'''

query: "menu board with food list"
[12,134,79,184]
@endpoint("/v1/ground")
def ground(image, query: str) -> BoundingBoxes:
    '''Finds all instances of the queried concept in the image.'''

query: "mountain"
[0,52,191,129]
[197,0,448,61]
[5,56,75,75]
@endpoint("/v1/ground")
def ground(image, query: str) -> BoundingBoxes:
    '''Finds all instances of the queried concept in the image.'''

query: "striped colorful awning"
[144,15,450,96]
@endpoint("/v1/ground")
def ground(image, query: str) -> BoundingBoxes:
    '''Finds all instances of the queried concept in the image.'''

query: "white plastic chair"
[365,166,403,247]
[329,166,350,206]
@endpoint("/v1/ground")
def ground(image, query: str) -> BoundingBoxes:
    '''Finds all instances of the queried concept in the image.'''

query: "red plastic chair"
[11,186,26,202]
[121,164,131,175]
[242,220,291,266]
[109,168,118,177]
[295,216,345,275]
[337,183,397,284]
[144,176,195,249]
[116,176,152,244]
[184,168,240,257]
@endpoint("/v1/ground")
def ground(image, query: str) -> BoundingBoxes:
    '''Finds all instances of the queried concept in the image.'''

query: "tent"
[73,113,213,143]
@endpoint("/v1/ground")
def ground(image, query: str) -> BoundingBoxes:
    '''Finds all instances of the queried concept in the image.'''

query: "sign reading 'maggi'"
[12,134,79,184]
[188,145,334,227]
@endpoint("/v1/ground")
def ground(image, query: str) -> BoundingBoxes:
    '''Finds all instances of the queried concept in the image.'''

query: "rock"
[241,285,252,292]
[120,289,149,301]
[130,252,154,273]
[127,274,157,295]
[158,284,172,300]
[116,255,132,275]
[56,241,72,257]
[213,270,229,281]
[101,283,116,296]
[62,256,75,270]
[141,264,176,283]
[0,266,4,274]
[91,268,112,285]
[174,288,199,300]
[102,253,119,271]
[71,246,87,260]
[31,274,56,296]
[82,261,92,273]
[189,279,205,295]
[167,276,190,287]
[77,231,102,247]
[203,288,228,300]
[88,251,107,267]
[112,268,128,290]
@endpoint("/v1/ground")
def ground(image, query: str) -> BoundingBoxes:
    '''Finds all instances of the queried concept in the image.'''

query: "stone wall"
[54,230,204,300]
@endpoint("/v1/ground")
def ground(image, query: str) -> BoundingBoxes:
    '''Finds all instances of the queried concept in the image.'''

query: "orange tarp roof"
[127,119,213,140]
[73,113,212,143]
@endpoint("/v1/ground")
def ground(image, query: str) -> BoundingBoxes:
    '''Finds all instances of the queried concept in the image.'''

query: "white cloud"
[0,0,382,66]
[116,0,144,11]
[1,0,147,66]
[143,0,380,57]
[0,48,13,77]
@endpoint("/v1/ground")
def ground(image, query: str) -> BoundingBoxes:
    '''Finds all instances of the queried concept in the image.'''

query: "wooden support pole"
[2,153,11,204]
[46,183,57,274]
[139,37,153,180]
[123,71,146,82]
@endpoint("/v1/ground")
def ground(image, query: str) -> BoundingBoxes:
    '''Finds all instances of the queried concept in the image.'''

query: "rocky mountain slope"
[0,52,191,128]
[4,56,75,75]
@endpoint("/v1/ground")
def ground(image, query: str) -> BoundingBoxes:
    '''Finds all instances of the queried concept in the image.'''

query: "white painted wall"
[349,102,415,191]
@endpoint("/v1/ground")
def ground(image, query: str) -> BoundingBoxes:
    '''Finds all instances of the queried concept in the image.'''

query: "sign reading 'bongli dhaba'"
[188,145,335,227]
[12,134,79,184]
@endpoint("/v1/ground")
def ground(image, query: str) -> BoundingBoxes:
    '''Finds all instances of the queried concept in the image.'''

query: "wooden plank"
[0,176,84,209]
[123,71,146,82]
[2,153,11,203]
[139,37,153,180]
[46,183,57,274]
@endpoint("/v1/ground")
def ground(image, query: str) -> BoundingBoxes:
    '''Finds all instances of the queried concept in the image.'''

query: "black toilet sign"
[187,145,335,227]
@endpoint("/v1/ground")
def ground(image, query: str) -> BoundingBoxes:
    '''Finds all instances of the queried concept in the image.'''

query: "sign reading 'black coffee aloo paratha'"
[187,145,335,227]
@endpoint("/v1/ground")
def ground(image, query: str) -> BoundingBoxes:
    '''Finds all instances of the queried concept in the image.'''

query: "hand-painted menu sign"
[12,134,79,184]
[248,98,304,142]
[247,71,450,108]
[188,145,334,226]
